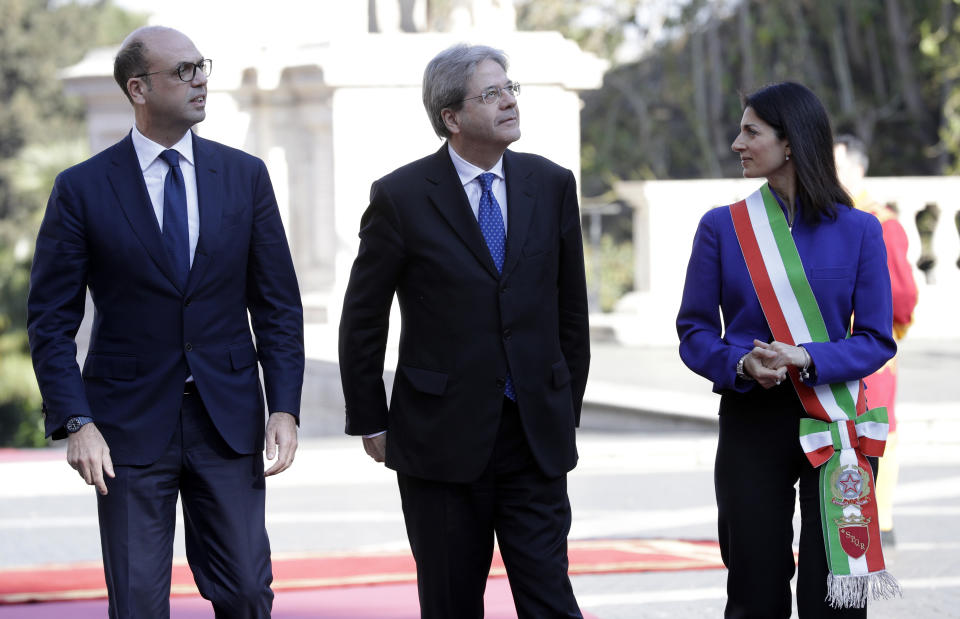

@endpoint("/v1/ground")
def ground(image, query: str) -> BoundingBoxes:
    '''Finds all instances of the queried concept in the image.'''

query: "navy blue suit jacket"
[677,199,896,395]
[28,132,304,465]
[339,145,590,482]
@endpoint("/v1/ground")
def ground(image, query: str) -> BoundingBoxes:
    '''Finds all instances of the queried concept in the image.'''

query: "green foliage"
[524,0,958,194]
[918,0,960,173]
[0,0,145,447]
[0,332,44,447]
[584,235,634,313]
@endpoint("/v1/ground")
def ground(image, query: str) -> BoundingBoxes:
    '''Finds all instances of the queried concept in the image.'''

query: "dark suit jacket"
[339,145,590,483]
[28,132,304,466]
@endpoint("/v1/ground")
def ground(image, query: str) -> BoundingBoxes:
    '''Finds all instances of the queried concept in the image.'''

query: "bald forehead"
[121,26,199,59]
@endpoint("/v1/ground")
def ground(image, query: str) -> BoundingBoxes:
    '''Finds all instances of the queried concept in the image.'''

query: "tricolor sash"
[729,184,901,607]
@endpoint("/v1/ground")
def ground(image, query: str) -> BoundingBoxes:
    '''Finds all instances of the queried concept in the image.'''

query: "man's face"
[134,29,207,133]
[448,58,520,153]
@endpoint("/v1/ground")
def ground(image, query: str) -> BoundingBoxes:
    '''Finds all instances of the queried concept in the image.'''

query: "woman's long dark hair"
[744,82,852,222]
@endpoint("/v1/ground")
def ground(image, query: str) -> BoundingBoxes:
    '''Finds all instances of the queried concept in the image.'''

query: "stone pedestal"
[61,15,605,327]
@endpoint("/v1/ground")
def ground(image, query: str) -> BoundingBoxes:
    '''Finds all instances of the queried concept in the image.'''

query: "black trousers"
[97,384,273,618]
[716,382,874,619]
[397,397,582,619]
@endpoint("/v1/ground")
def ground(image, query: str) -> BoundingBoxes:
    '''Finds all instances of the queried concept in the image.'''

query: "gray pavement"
[2,335,959,617]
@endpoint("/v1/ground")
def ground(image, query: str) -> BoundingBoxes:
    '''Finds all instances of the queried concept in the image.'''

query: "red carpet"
[0,579,606,618]
[0,539,722,605]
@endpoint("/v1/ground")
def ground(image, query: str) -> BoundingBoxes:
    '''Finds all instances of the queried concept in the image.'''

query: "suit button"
[184,297,192,307]
[185,343,193,352]
[500,286,508,293]
[502,329,511,340]
[495,378,505,388]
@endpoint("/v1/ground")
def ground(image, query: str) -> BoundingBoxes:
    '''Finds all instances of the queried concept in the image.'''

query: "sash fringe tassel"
[826,570,902,608]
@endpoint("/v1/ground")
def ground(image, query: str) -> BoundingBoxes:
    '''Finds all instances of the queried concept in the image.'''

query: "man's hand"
[66,424,114,495]
[362,433,386,463]
[265,412,298,477]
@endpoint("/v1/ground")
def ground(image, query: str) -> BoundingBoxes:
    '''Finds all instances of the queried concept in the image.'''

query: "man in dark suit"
[27,26,303,618]
[339,44,590,618]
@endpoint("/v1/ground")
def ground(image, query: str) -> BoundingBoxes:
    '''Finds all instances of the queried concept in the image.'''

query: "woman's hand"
[745,339,811,388]
[742,344,787,389]
[754,339,808,369]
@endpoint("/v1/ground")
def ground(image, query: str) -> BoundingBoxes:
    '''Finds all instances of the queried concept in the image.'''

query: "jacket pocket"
[229,343,258,370]
[551,360,571,389]
[83,353,137,380]
[810,267,852,280]
[400,365,448,395]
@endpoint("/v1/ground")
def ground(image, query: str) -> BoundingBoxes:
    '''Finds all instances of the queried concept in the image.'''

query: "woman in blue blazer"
[677,82,895,617]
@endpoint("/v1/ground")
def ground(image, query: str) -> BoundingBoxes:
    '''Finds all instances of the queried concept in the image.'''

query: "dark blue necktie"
[477,172,515,401]
[160,149,190,288]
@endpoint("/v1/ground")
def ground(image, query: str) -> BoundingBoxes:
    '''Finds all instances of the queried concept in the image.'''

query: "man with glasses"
[27,26,303,618]
[340,44,590,618]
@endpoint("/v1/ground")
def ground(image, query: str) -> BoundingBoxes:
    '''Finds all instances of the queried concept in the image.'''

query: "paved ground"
[2,335,958,617]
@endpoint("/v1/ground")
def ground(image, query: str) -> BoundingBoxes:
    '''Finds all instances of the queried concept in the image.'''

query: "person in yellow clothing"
[835,134,919,546]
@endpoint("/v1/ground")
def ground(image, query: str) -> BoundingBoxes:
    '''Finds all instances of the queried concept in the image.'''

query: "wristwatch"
[736,354,753,381]
[65,416,94,433]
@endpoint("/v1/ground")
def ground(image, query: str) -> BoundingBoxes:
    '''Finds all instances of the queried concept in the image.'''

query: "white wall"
[615,177,960,345]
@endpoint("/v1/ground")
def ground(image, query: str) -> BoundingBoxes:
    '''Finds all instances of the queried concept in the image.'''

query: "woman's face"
[731,106,791,179]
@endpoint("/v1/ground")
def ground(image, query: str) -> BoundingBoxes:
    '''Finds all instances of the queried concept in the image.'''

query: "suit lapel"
[501,150,537,278]
[107,134,183,290]
[186,133,222,295]
[425,145,500,279]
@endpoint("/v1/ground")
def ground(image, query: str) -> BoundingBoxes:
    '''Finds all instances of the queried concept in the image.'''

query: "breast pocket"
[810,266,853,280]
[221,207,248,230]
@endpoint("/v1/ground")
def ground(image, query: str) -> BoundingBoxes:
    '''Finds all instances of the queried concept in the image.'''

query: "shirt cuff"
[363,430,387,439]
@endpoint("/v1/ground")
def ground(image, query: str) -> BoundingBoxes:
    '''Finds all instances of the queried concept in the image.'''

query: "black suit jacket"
[339,145,590,482]
[28,132,304,465]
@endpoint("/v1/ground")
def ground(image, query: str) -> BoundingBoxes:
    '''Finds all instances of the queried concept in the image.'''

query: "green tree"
[519,0,955,194]
[0,0,145,446]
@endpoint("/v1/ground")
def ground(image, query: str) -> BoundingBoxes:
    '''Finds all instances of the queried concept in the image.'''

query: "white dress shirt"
[131,126,200,266]
[447,143,508,234]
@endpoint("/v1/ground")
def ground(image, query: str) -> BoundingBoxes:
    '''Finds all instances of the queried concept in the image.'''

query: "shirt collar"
[131,126,195,172]
[447,142,504,187]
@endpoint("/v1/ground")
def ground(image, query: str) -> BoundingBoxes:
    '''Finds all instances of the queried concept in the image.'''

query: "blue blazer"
[28,132,304,465]
[677,199,896,395]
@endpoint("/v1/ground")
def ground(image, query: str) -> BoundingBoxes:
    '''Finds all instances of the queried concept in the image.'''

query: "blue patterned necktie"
[477,172,516,401]
[160,149,190,288]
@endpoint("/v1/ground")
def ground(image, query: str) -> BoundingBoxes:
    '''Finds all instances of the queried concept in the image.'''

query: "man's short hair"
[114,37,150,103]
[422,44,509,139]
[835,134,870,172]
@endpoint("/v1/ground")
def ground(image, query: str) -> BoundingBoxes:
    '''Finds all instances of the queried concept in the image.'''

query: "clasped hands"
[742,339,810,390]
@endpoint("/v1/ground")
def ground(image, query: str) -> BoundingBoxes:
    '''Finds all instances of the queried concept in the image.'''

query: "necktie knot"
[160,149,180,168]
[478,172,496,193]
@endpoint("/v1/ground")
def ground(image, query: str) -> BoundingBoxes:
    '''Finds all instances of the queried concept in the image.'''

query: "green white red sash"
[729,184,901,607]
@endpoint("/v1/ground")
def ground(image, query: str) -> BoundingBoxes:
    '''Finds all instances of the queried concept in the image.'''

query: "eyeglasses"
[460,82,520,105]
[134,59,213,82]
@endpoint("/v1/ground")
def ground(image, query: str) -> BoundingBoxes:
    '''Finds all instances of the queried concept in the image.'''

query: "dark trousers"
[716,383,873,619]
[397,397,582,619]
[97,384,273,618]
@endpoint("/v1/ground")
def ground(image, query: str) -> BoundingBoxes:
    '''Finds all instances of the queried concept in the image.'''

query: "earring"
[785,154,790,161]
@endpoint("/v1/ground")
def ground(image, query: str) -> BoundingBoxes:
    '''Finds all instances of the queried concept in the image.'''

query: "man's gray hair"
[835,134,870,172]
[422,44,509,139]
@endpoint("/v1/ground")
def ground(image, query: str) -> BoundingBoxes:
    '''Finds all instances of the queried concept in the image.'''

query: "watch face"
[66,418,86,433]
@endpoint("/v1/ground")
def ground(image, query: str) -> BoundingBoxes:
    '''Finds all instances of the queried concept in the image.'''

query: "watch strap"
[65,416,94,433]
